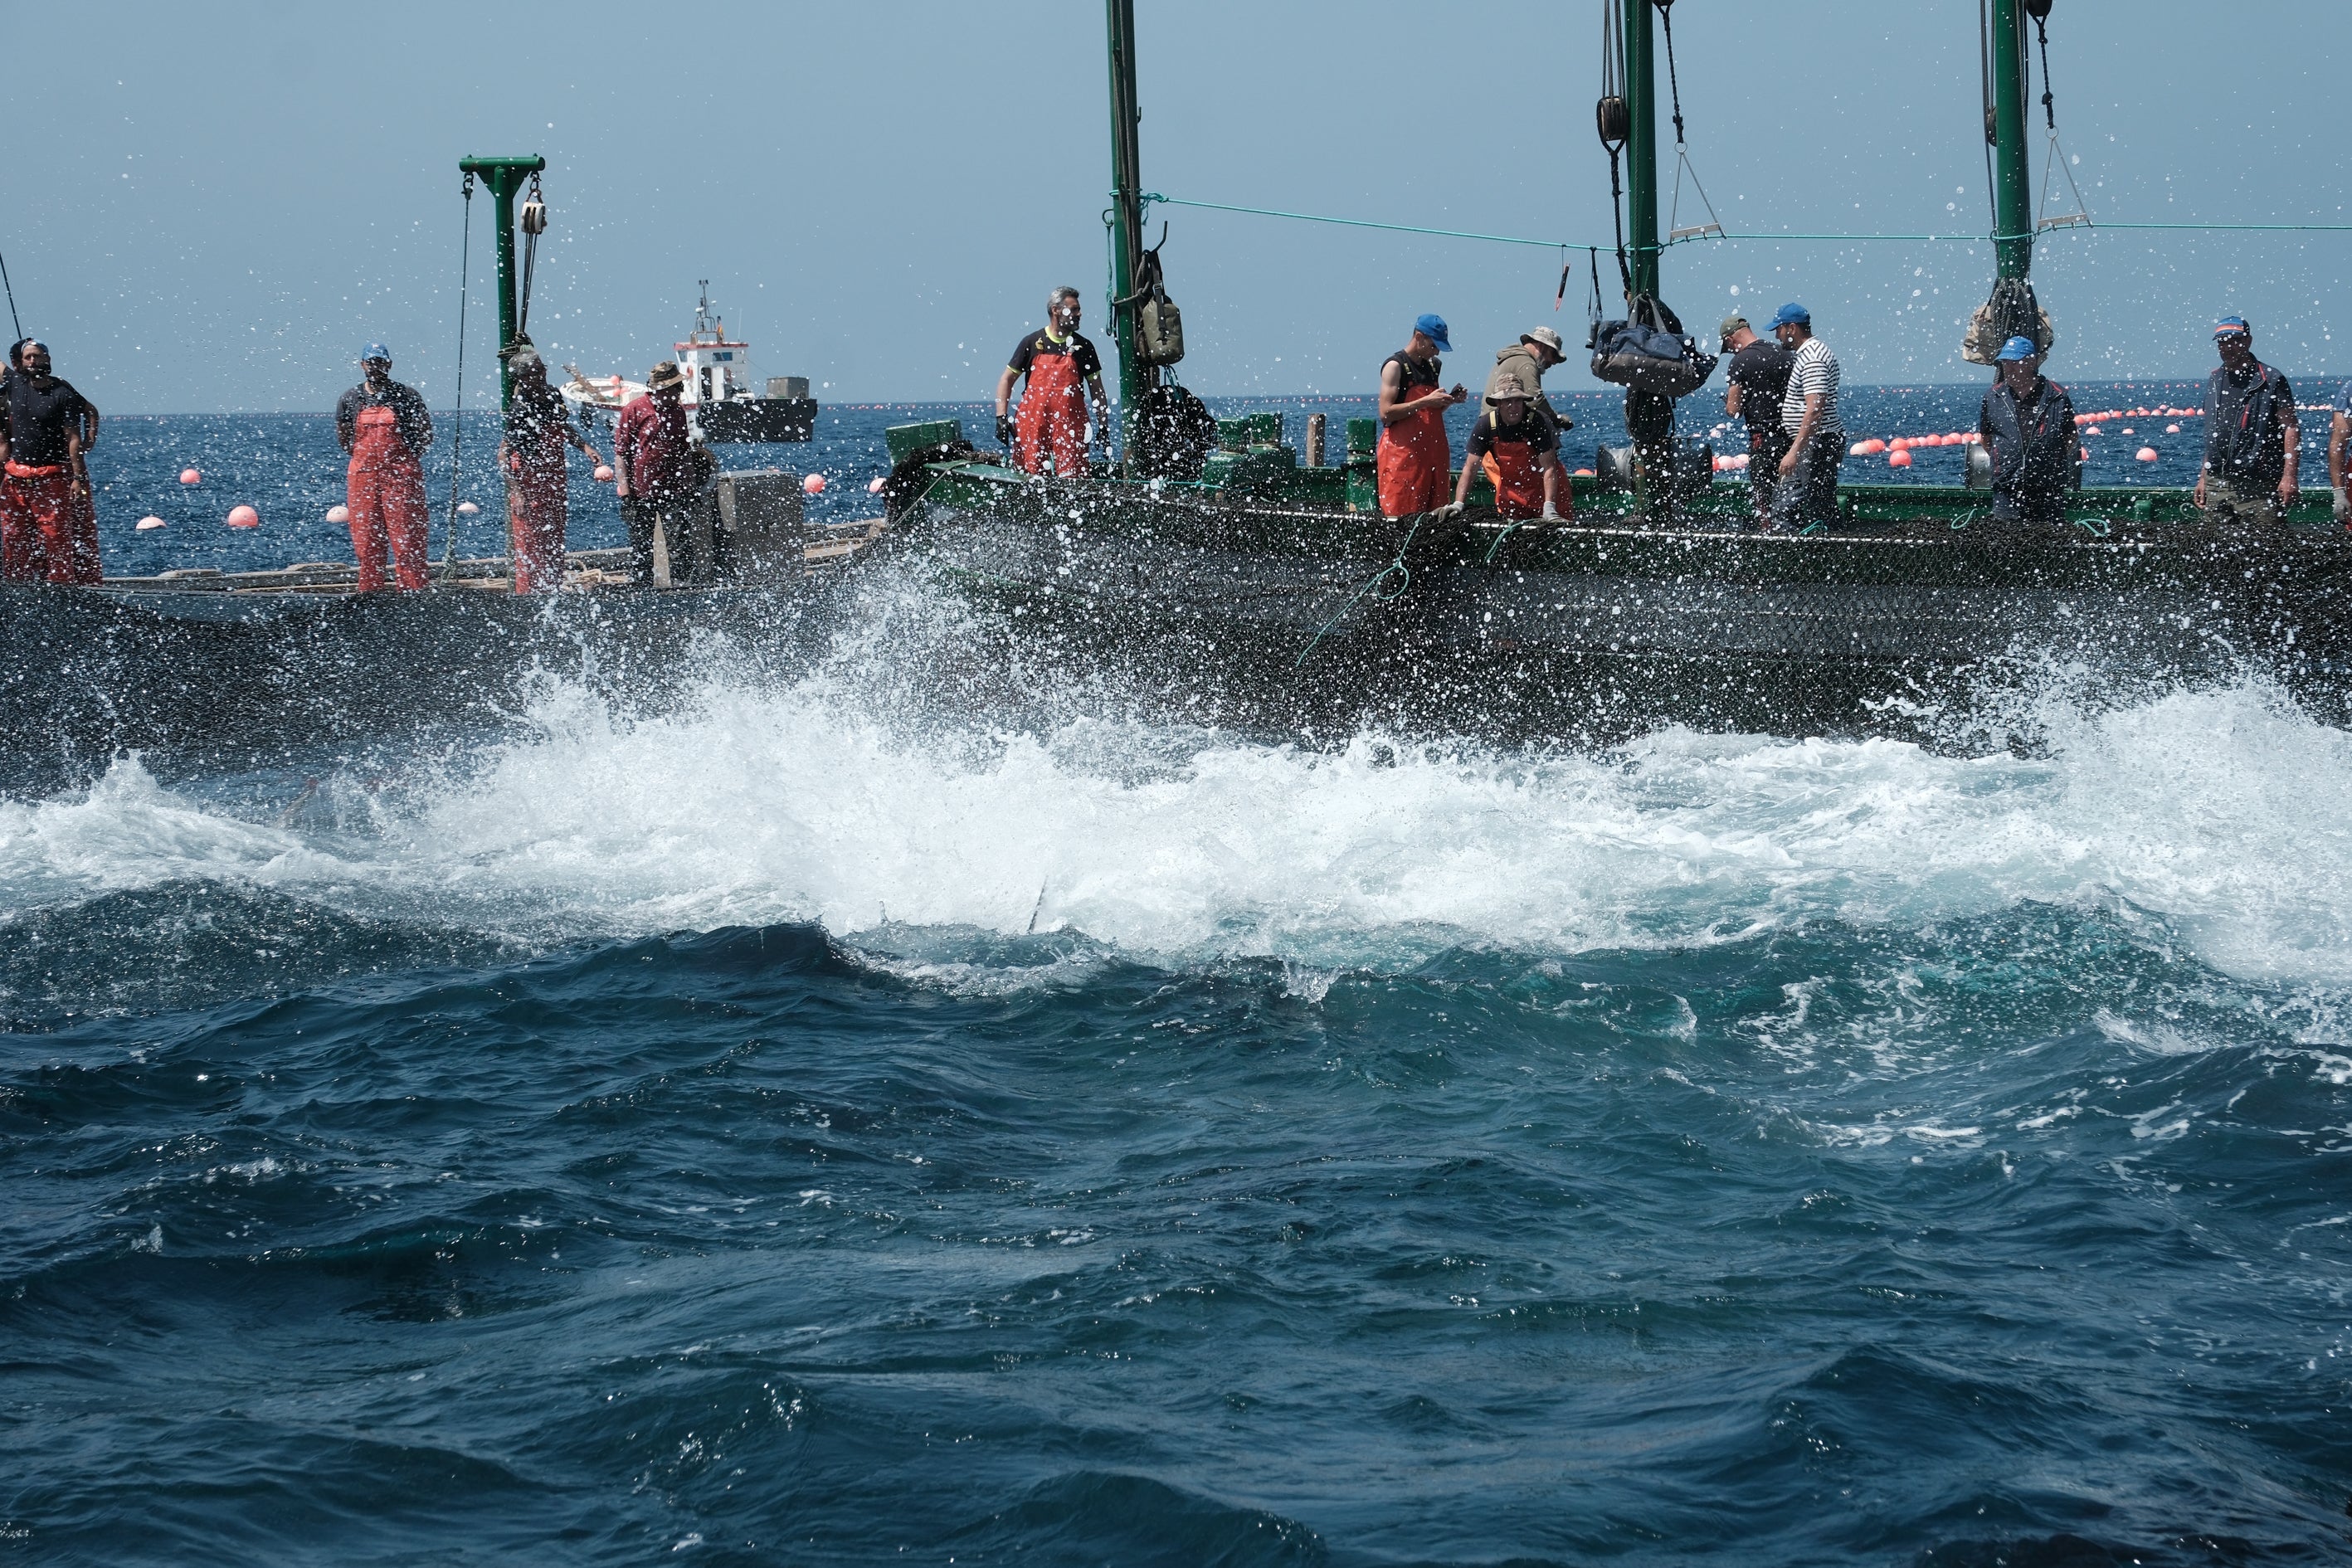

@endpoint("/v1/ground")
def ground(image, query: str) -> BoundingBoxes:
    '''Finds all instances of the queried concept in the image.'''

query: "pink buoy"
[456,500,480,515]
[2136,446,2160,463]
[1860,438,1887,455]
[225,504,260,528]
[802,473,826,495]
[2165,423,2180,434]
[592,465,615,483]
[325,504,350,524]
[178,468,202,485]
[867,475,889,494]
[1887,450,1912,468]
[135,515,166,531]
[1848,441,1870,457]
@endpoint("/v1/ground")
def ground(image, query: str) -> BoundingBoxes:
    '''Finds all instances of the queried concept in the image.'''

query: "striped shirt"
[1780,336,1842,436]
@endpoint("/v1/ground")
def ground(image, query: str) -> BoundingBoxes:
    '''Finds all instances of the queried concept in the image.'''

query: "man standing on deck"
[1377,314,1468,518]
[1768,304,1845,531]
[0,341,101,583]
[2330,375,2352,527]
[994,287,1110,480]
[2195,317,2299,521]
[499,342,603,594]
[1721,314,1791,526]
[1977,336,2077,525]
[1484,325,1574,437]
[336,345,435,591]
[613,361,699,585]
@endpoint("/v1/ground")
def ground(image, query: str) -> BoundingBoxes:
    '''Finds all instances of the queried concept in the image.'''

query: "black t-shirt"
[1466,408,1559,459]
[1384,349,1441,397]
[6,376,93,466]
[1008,329,1102,382]
[335,378,435,455]
[505,377,572,452]
[1727,339,1793,426]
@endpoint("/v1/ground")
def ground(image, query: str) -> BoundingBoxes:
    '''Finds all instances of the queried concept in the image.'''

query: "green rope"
[1137,192,2352,254]
[1296,514,1427,670]
[1483,519,1531,564]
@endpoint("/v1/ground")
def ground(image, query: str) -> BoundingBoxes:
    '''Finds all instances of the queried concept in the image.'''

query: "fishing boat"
[562,282,818,444]
[869,0,2352,744]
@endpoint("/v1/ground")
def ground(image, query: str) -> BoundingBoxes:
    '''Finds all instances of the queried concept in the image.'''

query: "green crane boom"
[1989,0,2035,279]
[457,154,545,408]
[1103,0,1147,470]
[1622,0,1661,300]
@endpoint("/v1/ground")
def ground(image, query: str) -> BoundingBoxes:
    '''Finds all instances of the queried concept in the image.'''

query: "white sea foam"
[3,668,2351,985]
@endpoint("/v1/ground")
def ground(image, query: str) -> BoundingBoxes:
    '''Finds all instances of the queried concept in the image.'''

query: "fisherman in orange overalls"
[0,340,102,583]
[1451,387,1567,521]
[335,344,435,590]
[1376,314,1468,518]
[992,287,1111,478]
[498,342,603,593]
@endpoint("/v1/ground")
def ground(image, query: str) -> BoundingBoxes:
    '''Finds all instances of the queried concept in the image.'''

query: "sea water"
[4,397,2350,1565]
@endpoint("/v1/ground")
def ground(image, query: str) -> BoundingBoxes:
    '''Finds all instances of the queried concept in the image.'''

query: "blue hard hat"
[2213,315,2250,338]
[1769,303,1811,329]
[1995,335,2039,362]
[361,343,392,363]
[1414,314,1452,353]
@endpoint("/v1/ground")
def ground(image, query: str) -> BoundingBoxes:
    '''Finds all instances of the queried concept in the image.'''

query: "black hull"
[886,474,2352,747]
[694,397,817,443]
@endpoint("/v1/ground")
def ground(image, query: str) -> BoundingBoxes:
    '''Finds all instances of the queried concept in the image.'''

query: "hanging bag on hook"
[1123,224,1184,368]
[1590,295,1717,400]
[1961,276,2055,365]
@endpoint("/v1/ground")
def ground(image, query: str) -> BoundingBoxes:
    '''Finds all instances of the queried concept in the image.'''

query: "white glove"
[2335,486,2350,523]
[1436,501,1466,521]
[1539,504,1561,521]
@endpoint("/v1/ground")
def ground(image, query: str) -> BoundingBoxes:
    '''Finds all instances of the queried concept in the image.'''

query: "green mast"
[458,154,545,407]
[1103,0,1147,470]
[1622,0,1661,299]
[1988,0,2034,279]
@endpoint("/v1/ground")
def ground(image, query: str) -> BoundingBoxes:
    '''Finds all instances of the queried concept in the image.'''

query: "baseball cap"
[1994,335,2039,362]
[1769,303,1810,329]
[361,343,392,363]
[1414,314,1452,353]
[2213,315,2250,338]
[1718,314,1750,343]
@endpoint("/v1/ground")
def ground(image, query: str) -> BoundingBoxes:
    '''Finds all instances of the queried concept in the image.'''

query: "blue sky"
[9,0,2347,411]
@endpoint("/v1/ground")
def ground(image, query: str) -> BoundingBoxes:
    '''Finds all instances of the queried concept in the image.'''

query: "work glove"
[2335,486,2350,523]
[1539,503,1561,522]
[1435,501,1466,521]
[996,414,1016,447]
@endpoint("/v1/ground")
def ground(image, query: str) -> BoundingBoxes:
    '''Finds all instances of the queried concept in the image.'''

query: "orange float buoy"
[2136,446,2160,463]
[592,465,615,483]
[1887,450,1912,468]
[1861,438,1887,455]
[2165,423,2180,434]
[802,473,826,494]
[1849,441,1870,457]
[135,515,166,531]
[868,475,889,494]
[178,467,202,485]
[225,504,260,528]
[325,504,350,524]
[456,500,480,515]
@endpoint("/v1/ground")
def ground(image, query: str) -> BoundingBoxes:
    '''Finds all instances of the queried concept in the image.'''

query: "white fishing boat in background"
[562,281,816,443]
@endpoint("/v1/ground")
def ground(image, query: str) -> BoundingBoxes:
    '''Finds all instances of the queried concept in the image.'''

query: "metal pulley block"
[1595,95,1629,146]
[519,199,548,236]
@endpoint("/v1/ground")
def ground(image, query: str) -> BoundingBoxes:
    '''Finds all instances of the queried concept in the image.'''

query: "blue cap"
[2213,315,2249,338]
[1769,303,1811,329]
[1413,314,1452,353]
[1995,335,2038,363]
[361,343,392,363]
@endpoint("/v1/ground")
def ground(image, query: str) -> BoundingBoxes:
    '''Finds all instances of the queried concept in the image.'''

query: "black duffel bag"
[1589,295,1717,400]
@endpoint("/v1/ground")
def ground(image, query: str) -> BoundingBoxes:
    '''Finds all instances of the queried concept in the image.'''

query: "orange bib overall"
[346,405,429,591]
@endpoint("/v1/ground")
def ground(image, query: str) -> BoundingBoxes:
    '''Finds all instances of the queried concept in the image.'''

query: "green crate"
[1346,416,1379,456]
[886,419,965,465]
[1243,412,1283,447]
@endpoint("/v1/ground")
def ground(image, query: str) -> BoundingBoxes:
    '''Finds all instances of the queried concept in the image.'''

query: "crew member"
[498,342,603,594]
[1721,314,1791,524]
[2330,373,2351,526]
[335,344,435,591]
[1451,387,1566,521]
[993,287,1110,479]
[0,340,100,583]
[1484,325,1574,436]
[1977,335,2077,525]
[2195,316,2299,521]
[1770,304,1846,531]
[614,361,699,584]
[1377,314,1468,518]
